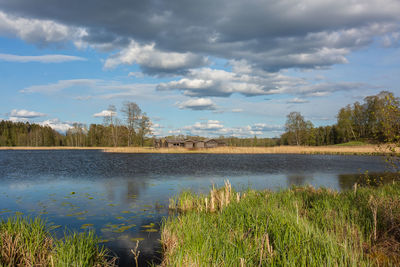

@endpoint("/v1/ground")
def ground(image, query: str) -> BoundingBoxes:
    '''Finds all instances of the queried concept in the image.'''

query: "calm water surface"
[0,150,394,265]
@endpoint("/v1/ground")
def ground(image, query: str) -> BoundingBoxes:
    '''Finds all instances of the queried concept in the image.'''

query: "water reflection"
[286,174,309,187]
[0,150,396,266]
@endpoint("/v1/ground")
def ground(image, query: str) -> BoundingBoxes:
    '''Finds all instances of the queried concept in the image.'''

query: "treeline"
[61,102,153,147]
[0,120,65,146]
[280,91,400,146]
[0,102,153,147]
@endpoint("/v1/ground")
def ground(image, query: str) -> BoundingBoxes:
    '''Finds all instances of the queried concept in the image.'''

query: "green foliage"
[280,91,400,146]
[0,121,64,146]
[161,183,400,266]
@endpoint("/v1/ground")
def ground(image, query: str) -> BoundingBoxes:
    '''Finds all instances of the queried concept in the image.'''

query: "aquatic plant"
[0,216,116,266]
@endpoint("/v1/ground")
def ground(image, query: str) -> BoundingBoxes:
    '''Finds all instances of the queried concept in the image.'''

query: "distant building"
[154,138,225,148]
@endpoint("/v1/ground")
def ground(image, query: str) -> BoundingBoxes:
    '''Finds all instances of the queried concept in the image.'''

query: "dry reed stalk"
[131,240,140,267]
[240,258,246,267]
[369,195,379,242]
[219,190,225,209]
[237,192,240,203]
[353,183,358,195]
[210,187,216,212]
[205,197,208,211]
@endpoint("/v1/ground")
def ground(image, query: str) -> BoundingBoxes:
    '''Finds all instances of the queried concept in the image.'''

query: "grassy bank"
[0,217,115,266]
[161,181,400,266]
[105,145,399,155]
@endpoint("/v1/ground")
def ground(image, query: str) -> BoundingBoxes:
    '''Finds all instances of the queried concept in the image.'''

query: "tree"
[137,113,152,146]
[336,105,356,143]
[121,101,142,146]
[103,105,118,147]
[285,112,310,146]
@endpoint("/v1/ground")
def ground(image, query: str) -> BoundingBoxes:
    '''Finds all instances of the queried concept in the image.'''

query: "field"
[161,181,400,266]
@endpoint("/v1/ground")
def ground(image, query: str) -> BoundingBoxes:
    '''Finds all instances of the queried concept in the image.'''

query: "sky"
[0,0,399,137]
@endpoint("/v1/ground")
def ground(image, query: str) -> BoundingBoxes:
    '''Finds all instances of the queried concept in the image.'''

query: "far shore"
[103,145,398,154]
[0,145,398,155]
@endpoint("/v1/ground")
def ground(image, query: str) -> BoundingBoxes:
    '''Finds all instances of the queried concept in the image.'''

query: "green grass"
[335,141,369,146]
[161,182,400,266]
[0,216,115,266]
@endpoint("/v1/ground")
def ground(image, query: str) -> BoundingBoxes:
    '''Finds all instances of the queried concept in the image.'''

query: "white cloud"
[20,79,99,94]
[286,97,309,104]
[8,117,29,123]
[0,53,86,63]
[178,98,217,110]
[179,120,283,137]
[104,40,209,74]
[93,110,117,117]
[39,118,73,133]
[0,11,86,45]
[231,108,243,113]
[157,62,370,98]
[10,109,46,118]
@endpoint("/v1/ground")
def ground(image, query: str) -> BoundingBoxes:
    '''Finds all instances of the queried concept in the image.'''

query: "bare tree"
[121,102,142,146]
[103,105,118,147]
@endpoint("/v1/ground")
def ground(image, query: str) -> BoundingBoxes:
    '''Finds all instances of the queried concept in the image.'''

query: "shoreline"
[0,145,398,155]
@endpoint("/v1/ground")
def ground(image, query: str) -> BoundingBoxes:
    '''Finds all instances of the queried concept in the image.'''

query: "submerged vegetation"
[0,216,115,266]
[161,181,400,266]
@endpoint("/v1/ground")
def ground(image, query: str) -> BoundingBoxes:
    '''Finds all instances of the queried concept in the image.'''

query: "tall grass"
[161,182,400,266]
[104,145,399,155]
[0,216,115,266]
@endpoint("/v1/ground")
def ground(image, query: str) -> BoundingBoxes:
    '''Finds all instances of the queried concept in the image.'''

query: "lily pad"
[81,223,94,229]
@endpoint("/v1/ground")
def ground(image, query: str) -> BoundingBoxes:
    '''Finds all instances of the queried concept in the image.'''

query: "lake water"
[0,150,395,266]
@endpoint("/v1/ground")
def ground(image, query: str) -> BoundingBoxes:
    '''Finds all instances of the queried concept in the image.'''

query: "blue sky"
[0,0,399,137]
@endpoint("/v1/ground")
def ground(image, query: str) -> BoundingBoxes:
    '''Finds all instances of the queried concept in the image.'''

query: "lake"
[0,150,395,266]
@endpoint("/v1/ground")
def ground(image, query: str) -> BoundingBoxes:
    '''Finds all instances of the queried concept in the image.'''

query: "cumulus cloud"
[0,53,86,63]
[157,63,369,98]
[93,110,117,117]
[10,109,46,118]
[0,10,85,46]
[104,40,209,74]
[39,118,72,133]
[178,98,217,110]
[1,0,399,72]
[180,120,283,137]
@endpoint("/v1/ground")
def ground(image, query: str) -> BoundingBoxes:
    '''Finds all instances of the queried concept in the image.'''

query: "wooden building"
[154,138,225,148]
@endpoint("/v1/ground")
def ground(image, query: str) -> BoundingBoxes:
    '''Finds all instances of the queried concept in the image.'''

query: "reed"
[169,180,238,212]
[104,145,399,155]
[161,182,400,266]
[0,216,115,266]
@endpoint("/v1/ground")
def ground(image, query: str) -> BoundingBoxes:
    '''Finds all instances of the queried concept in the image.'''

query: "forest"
[0,91,399,147]
[280,91,400,146]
